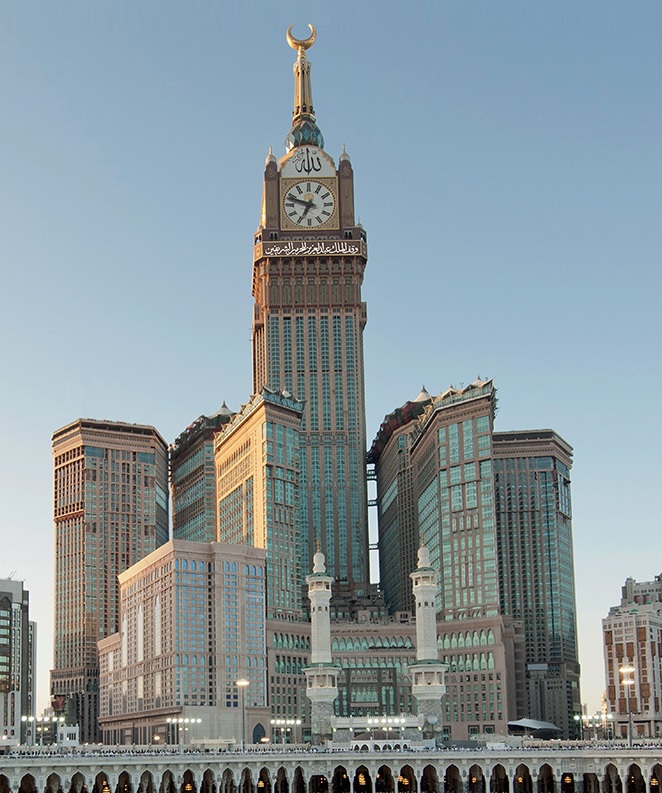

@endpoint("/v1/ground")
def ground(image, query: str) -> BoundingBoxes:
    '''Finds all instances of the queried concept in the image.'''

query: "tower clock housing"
[251,26,370,601]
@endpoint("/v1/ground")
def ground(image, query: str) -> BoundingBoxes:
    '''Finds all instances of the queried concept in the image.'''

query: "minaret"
[252,25,370,601]
[408,540,447,739]
[304,547,339,744]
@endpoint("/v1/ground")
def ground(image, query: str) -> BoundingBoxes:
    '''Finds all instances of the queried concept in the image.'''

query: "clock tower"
[252,26,370,600]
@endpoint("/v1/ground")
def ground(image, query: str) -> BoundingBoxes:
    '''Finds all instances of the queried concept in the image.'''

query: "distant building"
[0,578,35,747]
[603,575,662,739]
[170,403,235,543]
[493,429,580,739]
[51,418,169,743]
[98,539,269,746]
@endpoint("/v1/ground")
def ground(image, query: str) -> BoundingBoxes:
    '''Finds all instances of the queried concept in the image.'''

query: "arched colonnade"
[1,756,661,793]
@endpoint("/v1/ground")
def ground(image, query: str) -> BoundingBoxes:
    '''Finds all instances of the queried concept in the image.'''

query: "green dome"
[286,117,324,151]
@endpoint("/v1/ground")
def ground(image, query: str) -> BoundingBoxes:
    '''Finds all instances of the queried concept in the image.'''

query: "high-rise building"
[215,388,305,621]
[372,380,526,739]
[603,575,662,739]
[251,26,370,598]
[0,578,35,747]
[98,539,269,746]
[171,403,235,543]
[51,418,169,743]
[371,381,581,739]
[493,429,580,738]
[369,388,431,614]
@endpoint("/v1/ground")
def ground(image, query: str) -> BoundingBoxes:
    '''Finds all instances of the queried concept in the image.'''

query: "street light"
[573,714,582,741]
[235,678,249,751]
[620,664,635,749]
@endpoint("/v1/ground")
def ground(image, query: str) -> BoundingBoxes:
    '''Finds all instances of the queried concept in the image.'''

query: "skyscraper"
[171,403,235,543]
[372,379,526,739]
[493,429,580,738]
[0,578,35,747]
[215,388,305,621]
[250,25,370,598]
[51,418,169,743]
[371,382,581,738]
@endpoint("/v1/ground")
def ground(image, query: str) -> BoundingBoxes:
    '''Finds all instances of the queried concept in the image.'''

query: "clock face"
[282,180,336,228]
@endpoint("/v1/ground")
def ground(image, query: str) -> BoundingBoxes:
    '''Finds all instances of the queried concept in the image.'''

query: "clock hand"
[286,194,315,208]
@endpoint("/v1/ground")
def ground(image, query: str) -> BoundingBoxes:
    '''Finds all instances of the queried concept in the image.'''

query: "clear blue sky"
[1,2,660,716]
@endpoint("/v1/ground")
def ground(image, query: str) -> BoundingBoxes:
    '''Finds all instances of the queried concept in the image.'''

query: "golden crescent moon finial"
[287,24,317,53]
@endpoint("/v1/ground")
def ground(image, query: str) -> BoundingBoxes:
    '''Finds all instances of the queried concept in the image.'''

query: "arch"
[469,766,486,793]
[18,775,37,793]
[201,771,216,793]
[376,767,394,793]
[239,770,253,793]
[46,774,64,793]
[220,770,236,793]
[398,767,416,793]
[536,765,554,793]
[442,767,459,793]
[94,774,112,793]
[627,767,645,793]
[69,773,88,793]
[138,773,155,793]
[0,777,11,793]
[275,769,289,793]
[258,769,271,793]
[117,772,134,793]
[603,765,623,793]
[332,769,351,793]
[253,722,267,744]
[490,765,508,793]
[514,766,532,793]
[650,766,662,793]
[292,768,306,793]
[160,772,177,793]
[181,771,197,793]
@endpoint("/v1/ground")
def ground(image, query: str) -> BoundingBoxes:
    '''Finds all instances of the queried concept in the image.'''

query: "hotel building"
[51,418,169,743]
[98,540,269,746]
[603,575,662,739]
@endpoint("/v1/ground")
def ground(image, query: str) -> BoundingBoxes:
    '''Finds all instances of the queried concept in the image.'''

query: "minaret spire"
[285,24,324,151]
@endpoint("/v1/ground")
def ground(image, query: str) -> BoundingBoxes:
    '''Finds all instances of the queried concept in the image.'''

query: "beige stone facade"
[51,418,169,743]
[603,575,662,739]
[98,540,269,747]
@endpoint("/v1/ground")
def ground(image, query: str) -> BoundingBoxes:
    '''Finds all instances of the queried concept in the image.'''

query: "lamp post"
[620,664,635,749]
[573,714,584,741]
[235,678,249,751]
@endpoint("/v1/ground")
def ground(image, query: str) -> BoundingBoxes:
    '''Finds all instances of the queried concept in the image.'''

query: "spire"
[285,24,324,151]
